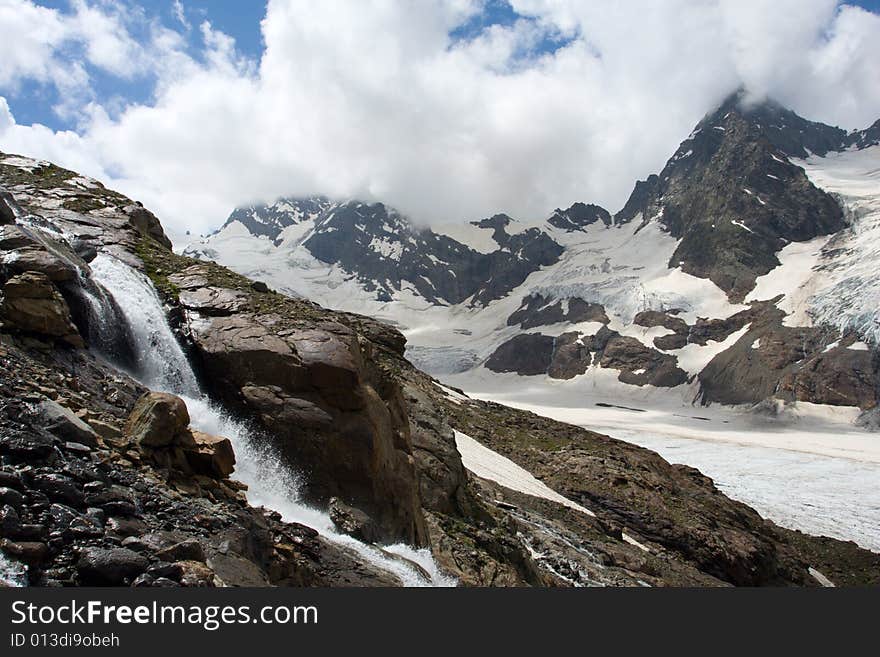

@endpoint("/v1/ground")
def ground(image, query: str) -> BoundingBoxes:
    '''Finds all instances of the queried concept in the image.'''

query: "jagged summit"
[608,92,872,300]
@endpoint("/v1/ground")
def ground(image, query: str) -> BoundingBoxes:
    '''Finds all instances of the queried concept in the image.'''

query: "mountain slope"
[3,151,878,586]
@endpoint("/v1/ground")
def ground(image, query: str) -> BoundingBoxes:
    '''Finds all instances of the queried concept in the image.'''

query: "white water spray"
[91,254,453,587]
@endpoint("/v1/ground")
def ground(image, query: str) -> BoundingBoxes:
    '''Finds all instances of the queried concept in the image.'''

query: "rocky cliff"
[187,95,880,421]
[1,152,878,587]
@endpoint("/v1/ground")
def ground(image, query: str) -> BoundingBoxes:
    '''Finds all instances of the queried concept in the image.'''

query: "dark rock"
[124,205,172,249]
[0,487,24,509]
[70,238,98,263]
[32,475,84,507]
[600,335,688,387]
[35,400,99,447]
[614,93,846,301]
[0,504,21,536]
[547,202,612,231]
[547,332,592,380]
[1,272,84,347]
[106,516,147,537]
[0,190,17,224]
[0,472,23,490]
[179,430,235,478]
[76,547,149,585]
[155,539,205,563]
[1,539,49,567]
[146,561,184,580]
[132,573,155,587]
[329,497,382,543]
[486,333,556,376]
[508,293,609,330]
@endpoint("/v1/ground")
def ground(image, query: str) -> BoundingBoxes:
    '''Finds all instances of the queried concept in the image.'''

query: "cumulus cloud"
[1,0,879,242]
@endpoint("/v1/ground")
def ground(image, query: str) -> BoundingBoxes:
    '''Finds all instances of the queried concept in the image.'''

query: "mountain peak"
[699,90,848,158]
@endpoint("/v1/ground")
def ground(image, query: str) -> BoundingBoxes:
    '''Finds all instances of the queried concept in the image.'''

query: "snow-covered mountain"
[185,93,880,421]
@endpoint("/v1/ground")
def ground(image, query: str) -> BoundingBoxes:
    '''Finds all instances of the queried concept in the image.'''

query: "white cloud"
[1,0,879,242]
[172,0,190,31]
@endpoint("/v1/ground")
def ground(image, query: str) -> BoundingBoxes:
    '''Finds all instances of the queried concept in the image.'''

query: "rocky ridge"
[2,151,879,587]
[188,94,880,418]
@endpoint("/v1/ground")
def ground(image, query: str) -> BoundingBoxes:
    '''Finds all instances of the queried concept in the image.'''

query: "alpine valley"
[1,92,879,588]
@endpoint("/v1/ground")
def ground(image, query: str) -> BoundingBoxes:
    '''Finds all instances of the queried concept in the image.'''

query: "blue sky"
[2,0,879,236]
[9,1,880,133]
[5,0,880,133]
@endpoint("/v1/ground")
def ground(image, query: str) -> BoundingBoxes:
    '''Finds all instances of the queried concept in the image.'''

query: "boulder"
[125,392,190,448]
[170,271,429,545]
[4,247,79,282]
[1,272,83,347]
[0,539,48,567]
[76,547,149,585]
[0,224,34,251]
[177,560,216,587]
[125,205,172,249]
[179,430,235,478]
[486,333,556,376]
[36,399,100,447]
[329,497,382,543]
[154,539,205,563]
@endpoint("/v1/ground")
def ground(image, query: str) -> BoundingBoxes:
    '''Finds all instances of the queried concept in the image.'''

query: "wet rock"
[155,539,205,563]
[146,561,184,581]
[36,400,99,447]
[1,272,83,347]
[0,224,35,250]
[0,504,21,536]
[105,516,147,537]
[76,547,149,585]
[0,190,16,224]
[179,430,235,478]
[1,539,49,567]
[0,487,24,509]
[329,498,382,543]
[173,269,428,545]
[125,392,190,448]
[32,475,84,508]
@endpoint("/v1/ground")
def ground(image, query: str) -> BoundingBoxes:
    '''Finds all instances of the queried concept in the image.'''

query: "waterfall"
[89,256,200,396]
[90,253,453,587]
[66,270,138,370]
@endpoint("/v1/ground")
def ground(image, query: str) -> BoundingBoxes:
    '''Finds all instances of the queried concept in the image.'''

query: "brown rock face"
[1,271,83,347]
[180,430,236,478]
[167,264,428,546]
[0,191,16,224]
[600,335,688,387]
[485,333,556,375]
[125,392,190,448]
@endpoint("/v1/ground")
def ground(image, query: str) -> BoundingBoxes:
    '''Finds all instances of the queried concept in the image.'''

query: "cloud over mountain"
[1,0,879,238]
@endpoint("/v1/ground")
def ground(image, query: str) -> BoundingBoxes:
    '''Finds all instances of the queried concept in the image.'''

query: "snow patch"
[454,430,595,517]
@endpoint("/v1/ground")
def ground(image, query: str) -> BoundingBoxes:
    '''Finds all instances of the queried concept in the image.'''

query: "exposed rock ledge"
[2,151,878,587]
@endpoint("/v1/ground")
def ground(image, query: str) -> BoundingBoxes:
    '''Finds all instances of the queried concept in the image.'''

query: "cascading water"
[90,253,454,587]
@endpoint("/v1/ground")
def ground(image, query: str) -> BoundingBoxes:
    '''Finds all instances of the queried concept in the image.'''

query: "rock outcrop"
[1,271,83,347]
[131,247,429,548]
[3,149,879,589]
